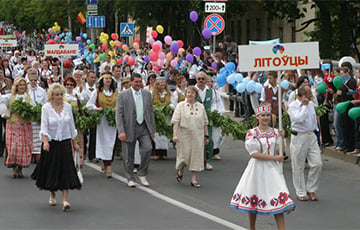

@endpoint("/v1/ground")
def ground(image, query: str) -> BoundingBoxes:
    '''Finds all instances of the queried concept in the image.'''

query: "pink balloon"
[158,59,164,67]
[54,35,60,41]
[158,52,166,60]
[155,40,162,49]
[150,52,158,62]
[151,30,158,39]
[176,40,184,48]
[134,38,141,45]
[170,59,177,68]
[152,44,160,53]
[76,36,82,41]
[153,66,159,72]
[111,33,118,40]
[164,35,172,45]
[102,43,109,50]
[148,38,155,44]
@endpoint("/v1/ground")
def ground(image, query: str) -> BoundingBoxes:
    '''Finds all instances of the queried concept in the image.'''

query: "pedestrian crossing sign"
[120,23,134,37]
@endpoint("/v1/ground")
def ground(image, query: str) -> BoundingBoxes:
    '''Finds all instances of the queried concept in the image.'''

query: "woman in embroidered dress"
[47,64,62,86]
[63,77,88,168]
[2,59,14,82]
[86,72,118,178]
[229,105,295,230]
[171,86,209,188]
[152,76,171,159]
[169,75,186,110]
[143,72,157,93]
[39,60,52,89]
[0,78,33,178]
[33,83,81,211]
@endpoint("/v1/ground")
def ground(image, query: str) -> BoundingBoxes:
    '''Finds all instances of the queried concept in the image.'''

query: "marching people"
[0,67,12,157]
[288,86,322,201]
[171,86,209,188]
[85,70,97,162]
[27,68,47,163]
[169,75,187,110]
[86,72,118,178]
[33,83,81,211]
[116,73,155,187]
[230,104,295,230]
[0,78,33,178]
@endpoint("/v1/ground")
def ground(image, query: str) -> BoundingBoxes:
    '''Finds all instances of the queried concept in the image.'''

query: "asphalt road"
[0,137,359,230]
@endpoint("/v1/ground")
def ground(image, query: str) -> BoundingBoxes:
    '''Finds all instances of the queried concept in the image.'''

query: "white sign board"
[0,39,17,47]
[205,2,226,13]
[238,42,320,72]
[44,44,79,56]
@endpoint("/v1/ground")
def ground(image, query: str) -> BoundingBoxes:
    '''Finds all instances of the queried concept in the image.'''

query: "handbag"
[74,151,84,184]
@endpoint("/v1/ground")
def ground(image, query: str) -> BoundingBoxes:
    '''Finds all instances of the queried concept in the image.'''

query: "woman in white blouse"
[33,83,81,211]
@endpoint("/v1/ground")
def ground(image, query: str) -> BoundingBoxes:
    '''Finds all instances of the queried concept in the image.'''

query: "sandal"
[176,171,183,183]
[307,192,318,201]
[191,181,201,188]
[297,196,308,201]
[62,201,71,211]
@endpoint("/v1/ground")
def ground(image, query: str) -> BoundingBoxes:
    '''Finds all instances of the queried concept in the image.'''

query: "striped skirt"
[5,119,33,168]
[32,122,42,154]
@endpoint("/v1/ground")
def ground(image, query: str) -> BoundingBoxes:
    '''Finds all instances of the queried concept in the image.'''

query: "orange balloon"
[166,52,173,61]
[122,44,129,52]
[178,48,185,55]
[133,42,140,50]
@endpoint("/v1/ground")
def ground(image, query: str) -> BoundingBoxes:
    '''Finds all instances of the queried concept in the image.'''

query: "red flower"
[250,195,258,207]
[278,192,288,204]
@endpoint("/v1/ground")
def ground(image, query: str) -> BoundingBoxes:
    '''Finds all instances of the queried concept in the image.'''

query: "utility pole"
[67,0,72,33]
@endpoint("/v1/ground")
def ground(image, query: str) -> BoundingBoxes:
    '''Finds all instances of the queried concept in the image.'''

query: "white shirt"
[288,100,318,132]
[0,93,28,106]
[170,87,186,110]
[131,87,142,103]
[72,86,90,104]
[40,102,77,141]
[260,84,278,102]
[29,86,47,106]
[194,84,217,110]
[86,89,115,111]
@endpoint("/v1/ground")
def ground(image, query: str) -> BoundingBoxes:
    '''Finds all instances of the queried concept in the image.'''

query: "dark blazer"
[116,88,155,142]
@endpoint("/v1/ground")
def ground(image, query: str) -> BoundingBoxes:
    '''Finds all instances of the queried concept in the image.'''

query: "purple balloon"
[193,47,201,56]
[202,28,211,40]
[211,61,217,70]
[186,54,194,63]
[144,56,150,63]
[189,11,198,22]
[170,43,179,55]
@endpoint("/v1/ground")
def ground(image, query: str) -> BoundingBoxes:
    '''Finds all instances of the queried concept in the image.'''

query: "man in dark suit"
[116,73,155,187]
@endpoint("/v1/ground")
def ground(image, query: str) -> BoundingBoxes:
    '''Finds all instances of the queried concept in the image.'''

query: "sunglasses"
[65,83,74,86]
[53,93,63,97]
[197,78,205,80]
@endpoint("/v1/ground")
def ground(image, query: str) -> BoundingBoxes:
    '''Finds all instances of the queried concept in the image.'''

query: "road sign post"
[204,14,225,54]
[86,16,106,28]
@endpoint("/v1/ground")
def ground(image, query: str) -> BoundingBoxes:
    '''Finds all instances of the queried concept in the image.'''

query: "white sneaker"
[138,176,150,187]
[133,168,138,173]
[212,155,221,160]
[127,180,136,187]
[206,163,213,170]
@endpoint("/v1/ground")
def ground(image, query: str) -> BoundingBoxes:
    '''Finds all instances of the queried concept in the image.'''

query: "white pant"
[290,132,322,197]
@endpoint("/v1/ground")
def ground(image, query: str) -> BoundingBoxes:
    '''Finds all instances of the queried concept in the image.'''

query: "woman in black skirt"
[33,83,81,211]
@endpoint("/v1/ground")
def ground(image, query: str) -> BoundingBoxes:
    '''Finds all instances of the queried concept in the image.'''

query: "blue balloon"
[219,67,227,75]
[255,82,263,94]
[218,80,226,87]
[83,33,88,39]
[242,77,250,83]
[236,83,246,93]
[246,80,256,93]
[280,79,290,90]
[227,73,236,84]
[86,39,91,45]
[232,81,238,89]
[234,73,243,83]
[217,74,226,85]
[225,62,236,72]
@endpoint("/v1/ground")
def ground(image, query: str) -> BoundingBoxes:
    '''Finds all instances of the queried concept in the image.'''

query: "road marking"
[86,162,246,230]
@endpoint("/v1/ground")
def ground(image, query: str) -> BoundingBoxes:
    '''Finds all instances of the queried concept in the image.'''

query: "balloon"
[236,83,246,93]
[178,48,185,55]
[242,77,250,84]
[246,80,256,93]
[219,67,227,75]
[218,80,226,87]
[152,43,160,53]
[155,40,162,49]
[99,53,106,61]
[280,79,290,90]
[202,28,211,40]
[128,57,135,66]
[255,82,263,94]
[153,66,159,72]
[170,43,179,54]
[148,37,155,44]
[150,52,158,62]
[186,54,194,63]
[111,33,118,40]
[117,58,123,65]
[114,40,121,47]
[166,52,173,61]
[164,35,172,45]
[234,73,244,82]
[54,35,60,41]
[122,44,129,52]
[109,40,115,47]
[211,62,217,70]
[158,59,164,67]
[158,52,166,60]
[133,42,139,50]
[75,36,81,41]
[317,82,327,94]
[82,33,88,39]
[336,100,351,114]
[170,59,178,67]
[151,30,158,39]
[86,39,91,45]
[349,107,360,119]
[102,44,109,50]
[89,43,96,50]
[176,40,184,48]
[48,40,56,44]
[193,47,201,56]
[333,76,343,89]
[134,38,141,45]
[217,74,226,86]
[189,11,198,22]
[156,25,164,34]
[227,73,236,84]
[226,62,236,72]
[144,56,150,63]
[64,60,72,68]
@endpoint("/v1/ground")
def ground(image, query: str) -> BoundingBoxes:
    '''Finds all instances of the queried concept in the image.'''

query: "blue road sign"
[120,23,134,37]
[204,14,225,35]
[87,0,98,4]
[86,16,106,28]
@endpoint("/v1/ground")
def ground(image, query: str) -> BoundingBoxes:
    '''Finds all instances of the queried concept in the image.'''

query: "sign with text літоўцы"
[237,42,320,72]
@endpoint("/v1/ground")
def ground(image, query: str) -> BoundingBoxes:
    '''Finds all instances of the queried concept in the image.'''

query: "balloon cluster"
[189,10,211,40]
[336,100,360,119]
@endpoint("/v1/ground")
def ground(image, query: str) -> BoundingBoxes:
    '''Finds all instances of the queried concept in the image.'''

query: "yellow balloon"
[100,38,107,44]
[104,34,109,40]
[109,40,115,47]
[108,51,114,56]
[156,25,164,34]
[94,58,100,63]
[111,59,116,64]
